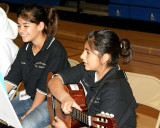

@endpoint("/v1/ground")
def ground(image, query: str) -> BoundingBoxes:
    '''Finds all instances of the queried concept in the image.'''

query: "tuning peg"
[98,111,106,117]
[101,111,105,114]
[97,111,115,118]
[105,112,109,116]
[97,125,100,128]
[109,113,114,118]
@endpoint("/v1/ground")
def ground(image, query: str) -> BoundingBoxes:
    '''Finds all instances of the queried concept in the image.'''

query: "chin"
[85,66,90,71]
[22,39,29,43]
[84,66,88,70]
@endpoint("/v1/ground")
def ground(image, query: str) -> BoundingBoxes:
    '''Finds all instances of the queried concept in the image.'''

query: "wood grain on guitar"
[47,72,117,128]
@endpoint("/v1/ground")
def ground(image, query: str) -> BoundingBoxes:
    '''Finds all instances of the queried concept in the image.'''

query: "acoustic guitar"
[47,72,117,128]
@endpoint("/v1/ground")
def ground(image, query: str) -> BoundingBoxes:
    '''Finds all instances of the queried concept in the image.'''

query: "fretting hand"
[61,96,82,114]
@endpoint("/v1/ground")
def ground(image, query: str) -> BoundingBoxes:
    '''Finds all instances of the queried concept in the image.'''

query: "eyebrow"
[84,48,88,50]
[18,22,30,25]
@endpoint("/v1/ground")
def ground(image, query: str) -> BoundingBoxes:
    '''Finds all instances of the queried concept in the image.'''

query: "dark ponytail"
[46,8,58,36]
[120,38,133,64]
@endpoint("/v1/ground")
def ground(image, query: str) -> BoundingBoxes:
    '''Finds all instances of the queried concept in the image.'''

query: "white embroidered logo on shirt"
[34,62,46,68]
[21,62,26,64]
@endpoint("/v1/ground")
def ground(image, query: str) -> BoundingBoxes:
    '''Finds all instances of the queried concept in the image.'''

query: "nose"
[18,26,23,34]
[80,51,85,60]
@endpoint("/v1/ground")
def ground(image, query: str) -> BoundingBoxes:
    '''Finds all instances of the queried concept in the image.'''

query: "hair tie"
[120,43,122,48]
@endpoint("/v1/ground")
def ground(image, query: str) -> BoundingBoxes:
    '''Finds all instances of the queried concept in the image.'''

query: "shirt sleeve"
[0,40,18,77]
[4,48,23,87]
[58,63,85,85]
[0,45,13,77]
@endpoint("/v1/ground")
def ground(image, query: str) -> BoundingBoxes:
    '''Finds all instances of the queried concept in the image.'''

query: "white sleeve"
[52,74,65,84]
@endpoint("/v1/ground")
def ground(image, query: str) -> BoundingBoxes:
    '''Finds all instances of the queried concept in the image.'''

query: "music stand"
[0,72,22,128]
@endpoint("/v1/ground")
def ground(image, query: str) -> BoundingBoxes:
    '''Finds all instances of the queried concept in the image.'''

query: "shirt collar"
[25,36,55,53]
[95,65,120,84]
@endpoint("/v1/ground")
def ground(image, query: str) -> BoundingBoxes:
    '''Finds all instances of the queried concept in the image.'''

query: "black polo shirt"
[58,63,138,127]
[5,36,70,100]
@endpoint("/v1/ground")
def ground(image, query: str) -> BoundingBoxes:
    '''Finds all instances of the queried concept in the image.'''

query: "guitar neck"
[70,107,90,126]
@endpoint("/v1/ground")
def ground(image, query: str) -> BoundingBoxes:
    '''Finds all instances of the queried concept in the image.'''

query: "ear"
[38,22,45,31]
[101,53,110,64]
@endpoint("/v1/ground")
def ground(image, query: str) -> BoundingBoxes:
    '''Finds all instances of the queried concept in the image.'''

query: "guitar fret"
[82,112,88,124]
[71,108,88,125]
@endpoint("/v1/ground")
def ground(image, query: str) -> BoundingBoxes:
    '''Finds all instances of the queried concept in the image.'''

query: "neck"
[32,34,47,55]
[96,66,112,81]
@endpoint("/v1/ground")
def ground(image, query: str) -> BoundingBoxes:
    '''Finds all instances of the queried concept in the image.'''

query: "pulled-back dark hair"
[120,38,133,64]
[17,4,58,36]
[86,29,132,66]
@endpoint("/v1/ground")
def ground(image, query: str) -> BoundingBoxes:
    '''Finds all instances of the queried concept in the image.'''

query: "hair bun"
[120,38,133,64]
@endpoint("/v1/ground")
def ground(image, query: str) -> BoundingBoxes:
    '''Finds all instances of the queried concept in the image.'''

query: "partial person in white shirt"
[0,7,19,77]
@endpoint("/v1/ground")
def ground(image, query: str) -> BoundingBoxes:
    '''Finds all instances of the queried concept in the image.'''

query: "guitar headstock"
[91,111,117,128]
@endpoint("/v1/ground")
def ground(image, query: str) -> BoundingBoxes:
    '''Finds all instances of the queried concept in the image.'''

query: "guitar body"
[47,72,88,128]
[55,84,88,128]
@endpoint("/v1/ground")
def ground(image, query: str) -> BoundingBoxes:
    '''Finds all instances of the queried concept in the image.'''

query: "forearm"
[48,75,82,114]
[5,82,13,93]
[21,91,46,120]
[48,75,71,102]
[30,91,46,110]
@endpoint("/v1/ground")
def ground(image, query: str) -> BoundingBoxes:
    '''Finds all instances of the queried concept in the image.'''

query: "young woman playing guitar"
[48,29,138,128]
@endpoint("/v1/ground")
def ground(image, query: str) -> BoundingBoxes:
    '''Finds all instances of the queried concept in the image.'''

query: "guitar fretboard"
[70,107,89,125]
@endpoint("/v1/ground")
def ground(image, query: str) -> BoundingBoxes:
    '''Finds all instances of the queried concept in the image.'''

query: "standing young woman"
[4,4,70,128]
[48,29,138,128]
